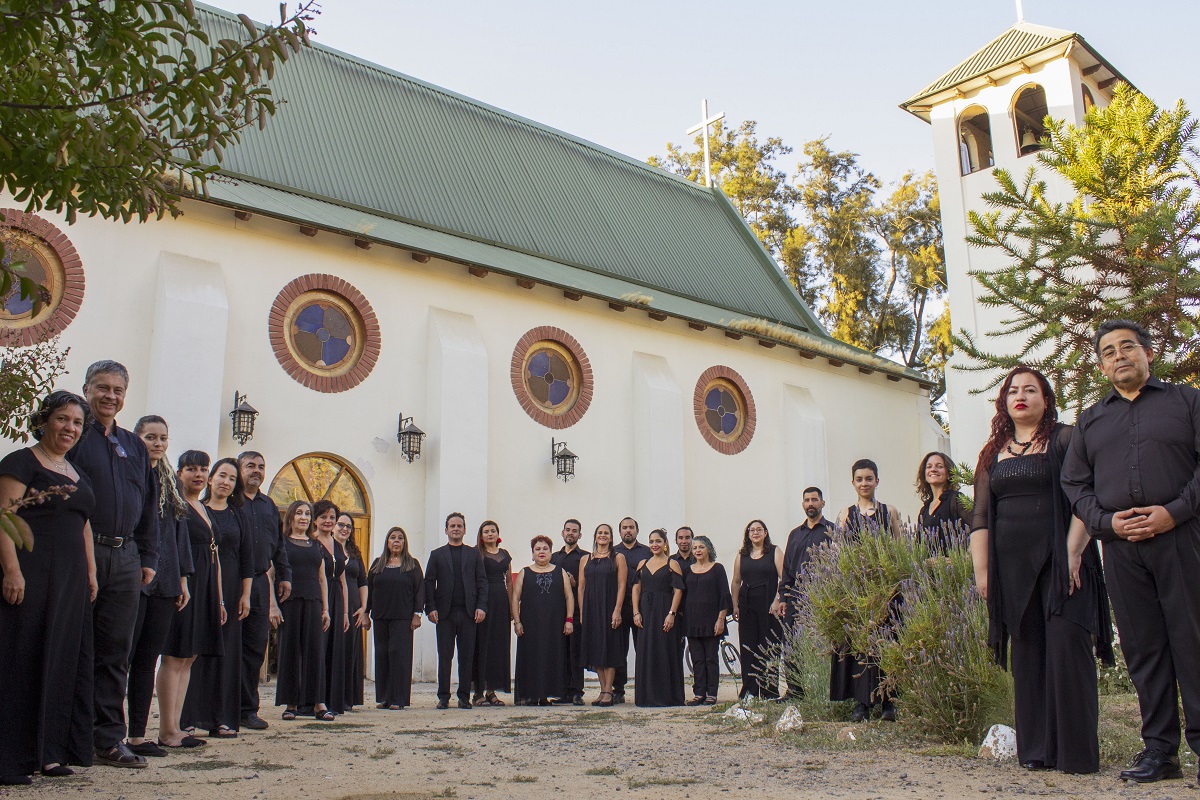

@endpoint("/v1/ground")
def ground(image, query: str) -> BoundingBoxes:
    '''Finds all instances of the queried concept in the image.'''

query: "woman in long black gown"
[184,458,253,737]
[971,367,1112,774]
[312,500,349,714]
[367,527,424,709]
[472,519,512,706]
[632,529,685,707]
[276,501,333,720]
[577,523,627,707]
[731,519,783,700]
[512,535,574,705]
[160,450,220,750]
[0,391,96,785]
[335,513,368,711]
[683,536,731,706]
[915,451,972,553]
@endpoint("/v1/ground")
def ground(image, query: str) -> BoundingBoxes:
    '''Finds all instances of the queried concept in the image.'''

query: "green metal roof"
[901,21,1132,120]
[191,4,923,383]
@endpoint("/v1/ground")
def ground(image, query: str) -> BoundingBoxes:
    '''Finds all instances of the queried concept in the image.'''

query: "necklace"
[35,443,69,474]
[1006,439,1033,457]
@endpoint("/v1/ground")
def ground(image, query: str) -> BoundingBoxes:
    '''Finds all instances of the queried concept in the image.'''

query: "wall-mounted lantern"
[551,438,578,482]
[229,391,258,446]
[397,413,426,463]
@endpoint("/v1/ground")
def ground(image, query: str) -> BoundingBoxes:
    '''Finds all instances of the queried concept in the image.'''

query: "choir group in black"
[3,319,1200,786]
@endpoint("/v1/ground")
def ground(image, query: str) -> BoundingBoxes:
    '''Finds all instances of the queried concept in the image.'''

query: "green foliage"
[958,84,1200,413]
[1098,633,1136,696]
[0,331,68,444]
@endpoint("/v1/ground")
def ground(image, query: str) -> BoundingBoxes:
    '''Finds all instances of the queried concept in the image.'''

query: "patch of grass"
[510,775,538,783]
[627,777,697,789]
[914,743,976,758]
[1098,693,1145,766]
[167,759,238,771]
[250,758,292,771]
[299,721,371,731]
[433,789,457,799]
[584,766,619,776]
[570,710,619,726]
[507,714,538,722]
[369,746,396,760]
[342,744,366,755]
[419,743,467,756]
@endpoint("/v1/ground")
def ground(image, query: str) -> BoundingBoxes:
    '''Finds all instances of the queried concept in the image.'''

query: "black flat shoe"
[849,703,869,723]
[1119,749,1182,783]
[879,702,897,722]
[1021,760,1050,770]
[436,699,449,710]
[126,741,167,757]
[572,694,585,706]
[0,775,32,785]
[457,699,472,709]
[612,693,625,705]
[241,713,269,730]
[40,765,74,777]
[686,697,706,706]
[597,692,613,708]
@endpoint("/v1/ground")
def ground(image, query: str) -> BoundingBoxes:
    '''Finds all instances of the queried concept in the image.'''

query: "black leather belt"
[94,534,126,548]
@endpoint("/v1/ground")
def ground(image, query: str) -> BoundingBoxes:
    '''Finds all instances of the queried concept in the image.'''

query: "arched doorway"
[268,453,372,677]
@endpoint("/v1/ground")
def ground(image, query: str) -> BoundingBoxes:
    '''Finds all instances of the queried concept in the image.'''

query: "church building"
[3,4,945,675]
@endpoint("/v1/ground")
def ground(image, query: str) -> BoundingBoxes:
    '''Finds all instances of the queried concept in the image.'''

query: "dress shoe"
[436,699,449,710]
[1021,760,1050,770]
[126,741,167,757]
[457,699,472,709]
[849,702,869,723]
[241,713,269,730]
[686,697,706,706]
[1119,749,1182,783]
[612,692,626,705]
[572,694,585,706]
[879,701,897,722]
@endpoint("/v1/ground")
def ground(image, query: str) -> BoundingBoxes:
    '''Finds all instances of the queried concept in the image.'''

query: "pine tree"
[958,84,1200,413]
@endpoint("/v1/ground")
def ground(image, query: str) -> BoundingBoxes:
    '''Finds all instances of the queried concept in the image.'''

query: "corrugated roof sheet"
[194,4,827,337]
[903,22,1075,107]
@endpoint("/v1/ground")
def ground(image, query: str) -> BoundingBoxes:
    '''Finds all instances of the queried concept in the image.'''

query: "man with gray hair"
[1062,320,1200,784]
[68,360,159,768]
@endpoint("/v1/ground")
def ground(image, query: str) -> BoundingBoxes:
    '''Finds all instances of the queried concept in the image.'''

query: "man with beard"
[550,518,589,705]
[772,487,832,701]
[237,451,292,730]
[612,517,651,704]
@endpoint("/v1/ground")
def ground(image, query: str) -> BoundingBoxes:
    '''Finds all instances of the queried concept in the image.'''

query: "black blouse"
[367,561,425,620]
[682,563,732,638]
[284,537,325,601]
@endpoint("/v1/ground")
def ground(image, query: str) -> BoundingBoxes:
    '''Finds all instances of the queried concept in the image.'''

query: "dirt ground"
[8,681,1198,800]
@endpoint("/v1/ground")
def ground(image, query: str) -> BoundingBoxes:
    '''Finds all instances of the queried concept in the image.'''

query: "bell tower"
[901,22,1130,462]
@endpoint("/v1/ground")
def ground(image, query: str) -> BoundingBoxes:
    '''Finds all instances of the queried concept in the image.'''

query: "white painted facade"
[2,192,946,677]
[918,42,1116,463]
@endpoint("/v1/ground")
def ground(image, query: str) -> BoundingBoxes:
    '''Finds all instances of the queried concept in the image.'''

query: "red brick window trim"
[694,365,756,455]
[269,274,380,393]
[510,326,594,429]
[0,210,85,346]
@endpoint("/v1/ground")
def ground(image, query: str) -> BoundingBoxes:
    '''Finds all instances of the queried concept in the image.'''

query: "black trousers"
[614,603,637,695]
[240,575,272,718]
[739,589,782,698]
[688,637,720,698]
[563,625,584,696]
[127,594,177,739]
[435,609,476,703]
[782,607,803,698]
[1010,568,1100,773]
[1105,534,1200,758]
[374,619,414,707]
[92,543,142,749]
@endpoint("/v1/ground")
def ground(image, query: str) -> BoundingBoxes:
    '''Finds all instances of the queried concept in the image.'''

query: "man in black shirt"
[1062,319,1200,784]
[671,526,696,569]
[424,512,488,709]
[550,518,588,705]
[613,516,651,704]
[68,360,159,769]
[237,451,292,730]
[773,487,832,701]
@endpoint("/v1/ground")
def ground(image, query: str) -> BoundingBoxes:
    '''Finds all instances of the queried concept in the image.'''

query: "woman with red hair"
[511,535,574,706]
[970,367,1113,774]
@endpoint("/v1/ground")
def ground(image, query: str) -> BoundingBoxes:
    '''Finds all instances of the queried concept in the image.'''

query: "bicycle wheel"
[721,641,740,677]
[684,644,693,674]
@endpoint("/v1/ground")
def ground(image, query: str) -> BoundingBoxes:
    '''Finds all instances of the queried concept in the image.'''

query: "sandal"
[597,691,614,708]
[94,743,148,769]
[281,710,297,720]
[210,726,238,739]
[314,709,335,721]
[484,692,506,706]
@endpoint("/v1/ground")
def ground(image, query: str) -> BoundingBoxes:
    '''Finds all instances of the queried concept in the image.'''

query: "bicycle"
[682,614,740,677]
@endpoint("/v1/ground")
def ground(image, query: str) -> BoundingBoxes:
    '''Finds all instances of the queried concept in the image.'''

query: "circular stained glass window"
[694,366,755,454]
[269,275,380,393]
[511,326,594,429]
[0,210,85,346]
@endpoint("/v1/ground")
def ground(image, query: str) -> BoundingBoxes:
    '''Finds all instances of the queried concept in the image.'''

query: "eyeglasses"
[1100,341,1144,362]
[748,526,766,533]
[106,433,127,459]
[335,522,353,530]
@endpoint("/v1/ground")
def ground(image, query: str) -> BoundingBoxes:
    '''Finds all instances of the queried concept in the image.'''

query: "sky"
[208,0,1200,188]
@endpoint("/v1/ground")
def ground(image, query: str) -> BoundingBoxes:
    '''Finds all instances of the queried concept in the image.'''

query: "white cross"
[1015,0,1024,22]
[686,98,725,188]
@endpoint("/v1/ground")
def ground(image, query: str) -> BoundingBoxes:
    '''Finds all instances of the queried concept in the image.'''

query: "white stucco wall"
[2,193,941,677]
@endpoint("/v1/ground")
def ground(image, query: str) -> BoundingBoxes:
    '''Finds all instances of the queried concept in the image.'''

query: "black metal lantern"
[551,438,578,482]
[229,391,258,446]
[397,413,426,463]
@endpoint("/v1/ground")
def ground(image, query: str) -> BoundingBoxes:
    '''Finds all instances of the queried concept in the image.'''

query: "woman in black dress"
[472,519,512,706]
[126,415,193,758]
[312,500,349,714]
[0,391,96,785]
[512,535,574,705]
[335,513,368,711]
[367,527,424,709]
[183,458,253,737]
[971,367,1112,774]
[915,451,972,553]
[683,535,731,706]
[731,519,783,700]
[632,529,685,707]
[276,501,333,720]
[160,450,220,749]
[577,523,628,707]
